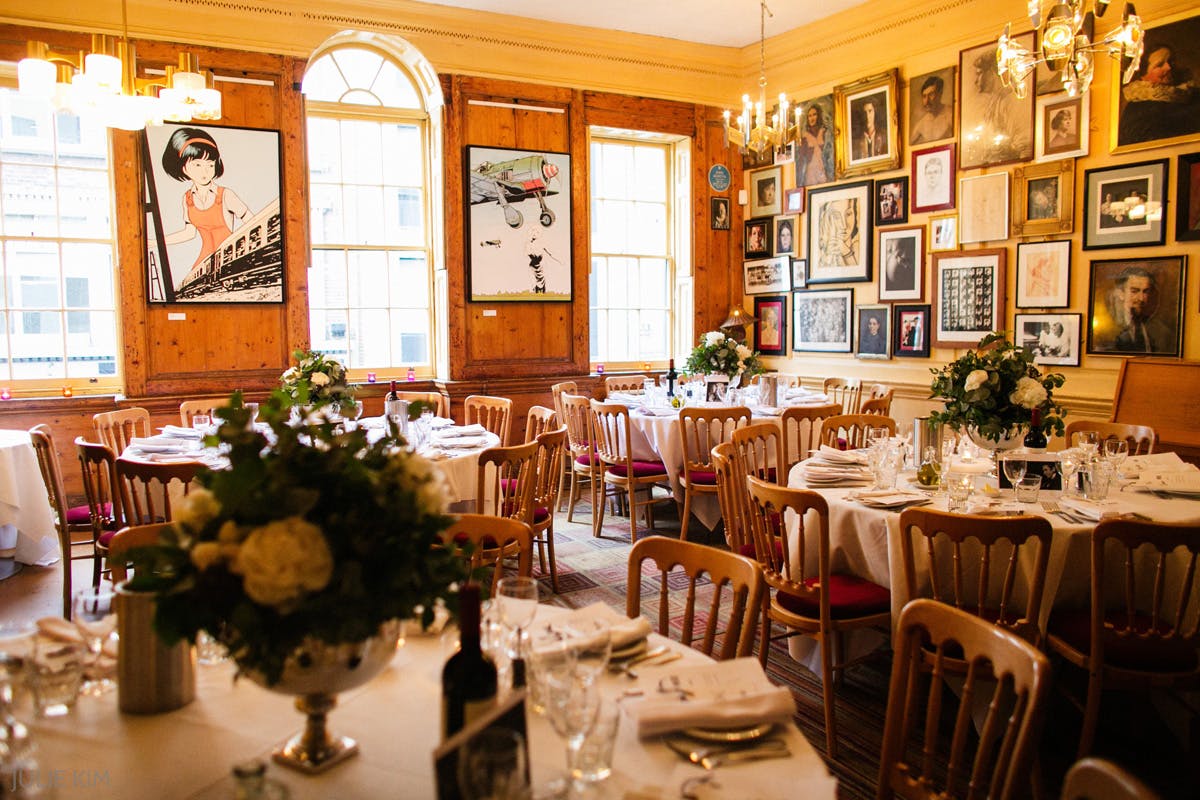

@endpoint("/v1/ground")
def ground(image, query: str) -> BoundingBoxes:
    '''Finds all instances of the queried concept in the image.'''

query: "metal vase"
[913,416,945,463]
[116,584,196,714]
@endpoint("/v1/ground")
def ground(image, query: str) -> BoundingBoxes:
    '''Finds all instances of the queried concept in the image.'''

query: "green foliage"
[278,349,357,416]
[683,331,764,386]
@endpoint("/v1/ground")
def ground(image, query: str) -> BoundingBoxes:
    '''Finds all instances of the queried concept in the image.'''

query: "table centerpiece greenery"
[279,349,357,416]
[683,330,764,387]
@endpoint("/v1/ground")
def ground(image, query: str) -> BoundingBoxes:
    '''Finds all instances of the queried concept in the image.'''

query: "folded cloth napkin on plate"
[434,424,488,439]
[815,445,868,465]
[128,437,188,454]
[752,406,783,417]
[38,617,118,660]
[435,436,491,450]
[630,657,795,738]
[1125,452,1189,473]
[634,406,678,417]
[159,425,204,440]
[1059,497,1122,521]
[848,489,928,508]
[548,602,652,650]
[428,417,454,430]
[1129,469,1200,494]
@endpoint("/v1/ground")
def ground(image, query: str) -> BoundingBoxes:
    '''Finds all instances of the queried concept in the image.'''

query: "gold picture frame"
[1011,159,1074,238]
[834,70,901,179]
[928,213,958,252]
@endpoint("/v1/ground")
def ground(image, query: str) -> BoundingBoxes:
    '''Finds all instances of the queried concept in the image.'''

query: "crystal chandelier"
[996,0,1144,98]
[723,1,798,158]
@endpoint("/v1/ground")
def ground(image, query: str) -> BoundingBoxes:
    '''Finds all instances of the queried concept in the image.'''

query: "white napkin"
[38,617,118,659]
[1059,497,1122,521]
[552,602,652,650]
[630,658,795,738]
[128,436,187,453]
[848,489,928,508]
[434,424,488,439]
[435,436,491,450]
[814,445,869,465]
[635,406,678,417]
[753,406,783,417]
[159,425,204,440]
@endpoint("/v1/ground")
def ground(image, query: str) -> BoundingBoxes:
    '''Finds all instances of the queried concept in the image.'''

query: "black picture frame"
[1086,256,1186,357]
[1176,152,1200,242]
[892,304,931,358]
[753,294,788,357]
[710,197,730,230]
[744,217,772,258]
[792,288,853,353]
[805,180,873,285]
[1015,312,1082,367]
[874,176,909,226]
[1082,159,1169,251]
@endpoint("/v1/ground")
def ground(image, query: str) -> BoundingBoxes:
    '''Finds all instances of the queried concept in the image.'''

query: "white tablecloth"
[0,429,59,566]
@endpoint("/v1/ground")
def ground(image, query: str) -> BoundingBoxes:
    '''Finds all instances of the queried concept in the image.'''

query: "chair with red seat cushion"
[75,437,122,589]
[528,426,567,593]
[589,401,672,543]
[31,425,100,617]
[744,476,891,758]
[713,442,751,554]
[1045,517,1200,758]
[439,514,533,594]
[476,440,538,526]
[559,392,600,526]
[677,406,750,541]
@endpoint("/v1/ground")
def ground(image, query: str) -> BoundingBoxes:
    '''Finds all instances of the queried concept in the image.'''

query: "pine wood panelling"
[583,92,695,136]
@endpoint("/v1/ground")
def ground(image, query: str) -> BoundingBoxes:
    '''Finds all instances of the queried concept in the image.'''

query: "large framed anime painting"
[143,123,284,304]
[466,146,572,302]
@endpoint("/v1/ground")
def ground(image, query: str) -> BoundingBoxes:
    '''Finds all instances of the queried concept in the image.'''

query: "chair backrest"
[93,407,151,454]
[30,425,69,540]
[114,457,204,526]
[859,390,894,416]
[588,401,635,468]
[549,381,578,422]
[529,426,567,518]
[866,382,891,400]
[820,413,895,450]
[780,403,842,470]
[107,523,171,583]
[822,377,863,415]
[1060,757,1160,800]
[560,392,595,460]
[877,599,1051,800]
[626,536,764,660]
[75,437,121,540]
[439,514,533,592]
[604,374,649,394]
[745,476,830,599]
[1063,419,1156,456]
[464,395,513,446]
[524,405,559,443]
[730,422,786,488]
[475,440,539,523]
[395,391,449,419]
[898,507,1053,647]
[179,399,222,428]
[712,441,751,554]
[678,406,750,477]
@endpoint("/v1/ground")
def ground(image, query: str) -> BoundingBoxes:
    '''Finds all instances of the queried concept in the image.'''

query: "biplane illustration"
[468,154,560,229]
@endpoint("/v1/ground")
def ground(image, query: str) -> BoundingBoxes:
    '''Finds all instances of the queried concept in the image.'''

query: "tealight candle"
[596,364,605,374]
[366,372,377,383]
[61,387,73,398]
[0,389,10,400]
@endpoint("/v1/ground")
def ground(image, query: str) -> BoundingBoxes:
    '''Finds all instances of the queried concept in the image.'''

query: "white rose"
[310,371,331,387]
[281,367,299,382]
[963,369,990,392]
[735,344,751,360]
[1009,376,1048,409]
[233,518,334,610]
[175,488,221,532]
[190,541,224,572]
[704,331,725,347]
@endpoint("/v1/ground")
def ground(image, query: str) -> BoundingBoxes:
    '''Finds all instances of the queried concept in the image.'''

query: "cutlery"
[607,644,668,673]
[1040,500,1087,524]
[625,651,682,679]
[664,736,789,767]
[700,744,792,770]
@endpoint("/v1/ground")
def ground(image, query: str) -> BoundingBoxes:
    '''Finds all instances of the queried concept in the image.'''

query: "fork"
[1040,500,1086,524]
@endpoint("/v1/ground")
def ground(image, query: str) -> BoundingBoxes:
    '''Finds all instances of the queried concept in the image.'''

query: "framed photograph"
[1015,313,1082,367]
[959,34,1034,169]
[1177,152,1200,242]
[1082,159,1168,250]
[743,217,772,258]
[806,180,873,284]
[875,176,909,226]
[793,288,853,353]
[893,304,931,358]
[855,304,891,359]
[834,70,901,178]
[911,144,956,213]
[749,166,783,217]
[753,294,788,357]
[1016,240,1071,308]
[1086,256,1186,357]
[465,146,571,302]
[932,249,1006,348]
[909,66,956,146]
[743,256,792,295]
[1112,12,1200,154]
[1012,160,1074,238]
[784,187,805,214]
[929,214,958,252]
[878,225,925,302]
[959,172,1009,244]
[1035,93,1089,162]
[774,215,800,257]
[142,123,285,304]
[774,142,795,165]
[794,94,836,188]
[710,197,731,230]
[791,258,807,289]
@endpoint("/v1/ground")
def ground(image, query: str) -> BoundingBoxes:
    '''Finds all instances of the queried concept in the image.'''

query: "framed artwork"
[1176,152,1200,242]
[142,123,284,304]
[774,215,800,257]
[911,144,955,213]
[1012,160,1074,238]
[875,176,909,226]
[878,225,925,302]
[909,66,956,146]
[1035,93,1088,162]
[805,180,873,284]
[893,304,931,357]
[834,70,901,178]
[793,288,853,353]
[1016,240,1071,308]
[794,94,836,188]
[929,214,958,252]
[753,294,788,357]
[1112,12,1200,154]
[932,249,1006,348]
[1015,313,1082,367]
[784,187,805,214]
[710,197,731,230]
[774,142,795,165]
[749,166,783,217]
[743,256,792,295]
[959,33,1035,168]
[855,304,891,359]
[465,145,572,302]
[1082,159,1168,250]
[791,258,807,290]
[744,217,772,258]
[1086,256,1186,357]
[959,172,1009,244]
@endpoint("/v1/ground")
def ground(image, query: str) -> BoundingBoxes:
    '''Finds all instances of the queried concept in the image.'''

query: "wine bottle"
[1024,407,1048,452]
[384,380,401,419]
[441,584,497,739]
[665,358,678,398]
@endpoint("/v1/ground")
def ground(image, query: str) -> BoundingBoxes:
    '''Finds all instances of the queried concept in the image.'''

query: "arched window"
[303,34,443,378]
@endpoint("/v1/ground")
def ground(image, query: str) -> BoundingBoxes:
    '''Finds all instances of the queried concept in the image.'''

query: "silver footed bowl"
[244,619,402,696]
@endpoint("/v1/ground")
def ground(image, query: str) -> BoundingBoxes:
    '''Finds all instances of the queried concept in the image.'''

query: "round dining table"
[0,429,60,568]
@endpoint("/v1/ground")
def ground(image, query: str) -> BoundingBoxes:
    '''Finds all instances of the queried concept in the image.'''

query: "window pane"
[347,251,388,307]
[65,310,118,378]
[309,184,344,244]
[347,308,390,366]
[307,118,342,182]
[390,253,428,308]
[373,66,421,109]
[301,56,349,102]
[382,124,422,185]
[3,164,59,237]
[58,169,111,239]
[308,250,345,309]
[341,120,383,184]
[63,244,115,309]
[343,186,386,245]
[332,50,384,95]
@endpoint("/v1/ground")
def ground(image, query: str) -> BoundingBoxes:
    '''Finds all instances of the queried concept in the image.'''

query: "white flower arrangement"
[684,331,764,386]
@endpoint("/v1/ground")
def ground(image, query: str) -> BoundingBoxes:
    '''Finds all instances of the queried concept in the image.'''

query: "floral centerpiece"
[279,349,356,415]
[929,332,1067,444]
[684,331,763,387]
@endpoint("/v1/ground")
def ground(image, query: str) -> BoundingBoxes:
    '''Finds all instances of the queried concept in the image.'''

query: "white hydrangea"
[964,369,990,392]
[175,488,221,532]
[704,331,725,347]
[1009,376,1048,409]
[310,371,330,387]
[233,517,334,610]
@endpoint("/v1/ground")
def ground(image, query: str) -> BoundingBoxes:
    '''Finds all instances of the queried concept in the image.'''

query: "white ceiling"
[409,0,870,48]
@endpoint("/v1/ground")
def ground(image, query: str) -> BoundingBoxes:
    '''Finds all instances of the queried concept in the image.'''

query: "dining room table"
[0,428,61,571]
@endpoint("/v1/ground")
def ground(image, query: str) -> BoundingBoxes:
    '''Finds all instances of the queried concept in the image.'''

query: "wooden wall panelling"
[582,91,696,136]
[693,112,741,336]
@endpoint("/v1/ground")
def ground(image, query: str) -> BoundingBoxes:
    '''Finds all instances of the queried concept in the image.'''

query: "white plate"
[682,722,776,742]
[131,444,186,454]
[610,638,649,661]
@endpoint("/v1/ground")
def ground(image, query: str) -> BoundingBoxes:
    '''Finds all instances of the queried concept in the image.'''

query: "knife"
[699,743,792,770]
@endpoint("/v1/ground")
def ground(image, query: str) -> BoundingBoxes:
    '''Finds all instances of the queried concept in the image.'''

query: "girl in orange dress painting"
[162,127,250,273]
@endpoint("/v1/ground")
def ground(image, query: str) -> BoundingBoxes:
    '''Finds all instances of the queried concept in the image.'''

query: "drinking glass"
[946,472,972,513]
[544,675,601,792]
[496,577,538,685]
[1082,461,1114,501]
[1104,439,1129,480]
[1015,475,1042,504]
[1001,457,1027,498]
[244,403,260,425]
[1073,431,1100,462]
[563,619,611,686]
[457,727,530,800]
[30,641,85,717]
[0,623,37,770]
[191,413,212,431]
[1059,448,1080,498]
[527,629,575,716]
[568,698,620,782]
[72,587,118,696]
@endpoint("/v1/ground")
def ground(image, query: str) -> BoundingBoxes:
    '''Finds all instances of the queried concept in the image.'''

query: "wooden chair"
[820,413,895,450]
[730,421,786,487]
[106,523,171,583]
[865,382,891,402]
[745,476,891,757]
[440,514,533,594]
[626,536,764,661]
[877,598,1051,800]
[528,426,567,593]
[1045,518,1200,758]
[603,374,649,394]
[1063,419,1156,456]
[859,390,894,416]
[464,395,513,446]
[75,438,122,584]
[822,377,862,415]
[712,442,752,555]
[523,405,558,443]
[475,440,538,524]
[549,380,578,505]
[114,457,204,526]
[31,426,98,616]
[676,406,750,541]
[92,407,151,453]
[559,392,600,524]
[179,399,222,428]
[395,391,449,419]
[781,403,842,471]
[1060,757,1160,800]
[898,507,1053,651]
[589,400,671,542]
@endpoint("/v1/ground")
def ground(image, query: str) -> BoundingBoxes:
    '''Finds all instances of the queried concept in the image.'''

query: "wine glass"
[1072,431,1100,463]
[563,619,611,686]
[1104,439,1129,482]
[1058,448,1080,498]
[72,587,117,696]
[496,577,538,683]
[543,675,601,795]
[1001,457,1027,499]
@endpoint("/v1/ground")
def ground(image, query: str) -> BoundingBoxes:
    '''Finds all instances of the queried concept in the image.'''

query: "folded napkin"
[847,489,928,508]
[551,602,652,650]
[1125,452,1189,473]
[128,436,187,454]
[634,406,678,417]
[945,457,992,475]
[630,657,795,738]
[1060,497,1122,521]
[435,424,488,439]
[38,617,118,660]
[752,406,783,417]
[435,436,491,450]
[428,417,455,430]
[159,425,204,440]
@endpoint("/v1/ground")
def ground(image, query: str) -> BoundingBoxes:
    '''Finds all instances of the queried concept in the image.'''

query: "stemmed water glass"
[543,674,601,797]
[1059,448,1080,498]
[563,619,612,687]
[72,587,117,696]
[496,577,539,686]
[1001,456,1027,500]
[1104,439,1129,482]
[1073,431,1100,464]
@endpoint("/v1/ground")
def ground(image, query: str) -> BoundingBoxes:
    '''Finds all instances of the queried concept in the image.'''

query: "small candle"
[366,372,377,383]
[596,364,605,374]
[642,362,650,371]
[406,367,416,382]
[61,387,73,398]
[0,389,10,400]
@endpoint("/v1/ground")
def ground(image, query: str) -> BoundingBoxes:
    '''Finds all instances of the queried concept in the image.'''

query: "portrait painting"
[774,215,800,257]
[793,288,853,353]
[1176,151,1200,242]
[834,70,901,178]
[929,214,958,252]
[1016,240,1071,308]
[1112,12,1200,153]
[710,197,730,230]
[749,166,783,217]
[911,144,955,213]
[1086,256,1185,357]
[909,66,956,146]
[893,304,930,358]
[878,225,925,302]
[1016,313,1081,367]
[753,294,788,357]
[744,217,772,258]
[794,94,836,188]
[959,34,1035,169]
[743,256,791,295]
[143,123,284,304]
[1083,159,1168,250]
[959,172,1009,244]
[805,181,873,284]
[855,304,891,359]
[875,176,909,226]
[1036,93,1088,162]
[1012,159,1074,238]
[932,248,1006,348]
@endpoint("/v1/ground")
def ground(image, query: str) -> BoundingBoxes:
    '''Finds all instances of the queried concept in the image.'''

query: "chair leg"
[626,485,639,544]
[821,633,838,759]
[593,479,606,539]
[545,523,559,594]
[62,555,72,619]
[679,486,692,542]
[758,599,770,668]
[1077,669,1103,758]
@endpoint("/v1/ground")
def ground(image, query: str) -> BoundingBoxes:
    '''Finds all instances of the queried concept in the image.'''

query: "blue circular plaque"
[708,164,731,193]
